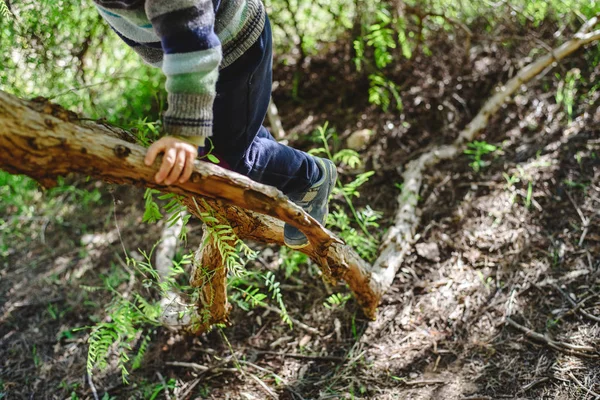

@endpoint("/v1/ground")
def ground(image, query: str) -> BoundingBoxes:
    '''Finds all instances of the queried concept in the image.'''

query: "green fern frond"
[0,1,11,19]
[233,286,267,311]
[324,293,352,309]
[142,188,163,223]
[87,323,118,374]
[134,294,160,322]
[265,271,292,328]
[333,149,362,168]
[132,334,151,370]
[193,198,257,278]
[117,344,131,383]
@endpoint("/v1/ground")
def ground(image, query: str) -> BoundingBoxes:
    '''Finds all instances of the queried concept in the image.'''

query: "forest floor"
[2,21,600,400]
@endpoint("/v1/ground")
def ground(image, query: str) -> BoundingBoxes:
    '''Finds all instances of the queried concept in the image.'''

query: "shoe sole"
[285,240,310,249]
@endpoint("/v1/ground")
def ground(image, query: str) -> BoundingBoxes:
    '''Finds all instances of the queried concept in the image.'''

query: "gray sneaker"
[284,157,337,249]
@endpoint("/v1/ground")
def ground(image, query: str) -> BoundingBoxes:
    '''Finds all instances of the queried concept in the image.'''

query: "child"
[93,0,336,248]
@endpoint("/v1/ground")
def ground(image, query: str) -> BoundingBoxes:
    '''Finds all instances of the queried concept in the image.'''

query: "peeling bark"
[191,227,231,331]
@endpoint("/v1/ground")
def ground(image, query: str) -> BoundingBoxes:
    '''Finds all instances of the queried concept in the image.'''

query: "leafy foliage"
[265,271,292,328]
[85,246,187,383]
[310,123,382,262]
[86,296,159,383]
[555,68,582,122]
[0,1,10,18]
[192,198,257,278]
[324,293,352,310]
[464,141,499,173]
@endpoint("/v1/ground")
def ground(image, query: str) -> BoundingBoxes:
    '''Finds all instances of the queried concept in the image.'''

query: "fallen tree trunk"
[368,15,600,299]
[0,90,379,326]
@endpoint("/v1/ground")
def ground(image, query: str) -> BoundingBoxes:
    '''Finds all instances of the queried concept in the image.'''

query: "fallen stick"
[249,349,344,362]
[267,96,287,140]
[506,317,598,358]
[568,372,600,398]
[165,360,238,374]
[553,284,600,323]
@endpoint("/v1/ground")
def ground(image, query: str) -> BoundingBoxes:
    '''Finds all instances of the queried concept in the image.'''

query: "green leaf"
[206,154,220,164]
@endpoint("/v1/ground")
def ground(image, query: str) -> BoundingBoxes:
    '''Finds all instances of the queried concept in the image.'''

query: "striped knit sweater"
[93,0,266,145]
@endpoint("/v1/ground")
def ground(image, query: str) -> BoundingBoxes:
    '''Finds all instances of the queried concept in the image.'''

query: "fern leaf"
[0,1,11,19]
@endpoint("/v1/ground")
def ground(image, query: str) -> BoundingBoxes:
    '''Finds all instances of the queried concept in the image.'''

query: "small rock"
[334,318,342,342]
[299,335,311,347]
[415,242,440,262]
[346,129,373,151]
[261,247,274,259]
[463,248,481,264]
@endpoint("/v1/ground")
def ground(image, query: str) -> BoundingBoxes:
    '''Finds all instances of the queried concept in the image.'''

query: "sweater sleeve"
[145,0,222,139]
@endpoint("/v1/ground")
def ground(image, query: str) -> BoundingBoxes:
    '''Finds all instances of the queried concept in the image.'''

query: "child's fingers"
[145,139,167,166]
[179,153,195,183]
[165,150,186,185]
[155,147,177,183]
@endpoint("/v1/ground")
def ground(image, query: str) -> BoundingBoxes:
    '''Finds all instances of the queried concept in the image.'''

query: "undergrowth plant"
[85,244,195,383]
[310,123,382,262]
[0,1,10,18]
[324,293,352,310]
[353,2,406,112]
[464,140,499,173]
[86,190,292,381]
[555,68,581,122]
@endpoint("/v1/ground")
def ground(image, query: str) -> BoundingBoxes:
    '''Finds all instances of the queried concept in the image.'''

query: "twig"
[237,360,288,384]
[165,361,237,374]
[156,372,172,400]
[553,284,600,323]
[405,379,446,386]
[241,360,306,400]
[87,373,100,400]
[179,378,201,400]
[565,190,590,246]
[568,372,600,398]
[168,359,303,399]
[249,373,278,399]
[521,376,550,392]
[251,349,344,362]
[261,304,320,334]
[506,317,598,358]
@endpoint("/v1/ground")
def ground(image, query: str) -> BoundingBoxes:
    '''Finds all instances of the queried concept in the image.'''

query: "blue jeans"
[208,16,321,195]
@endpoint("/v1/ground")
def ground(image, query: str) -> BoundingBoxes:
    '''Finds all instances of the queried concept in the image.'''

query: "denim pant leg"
[210,16,320,195]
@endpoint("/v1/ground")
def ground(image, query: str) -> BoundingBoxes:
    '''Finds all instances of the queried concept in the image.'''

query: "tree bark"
[191,227,231,332]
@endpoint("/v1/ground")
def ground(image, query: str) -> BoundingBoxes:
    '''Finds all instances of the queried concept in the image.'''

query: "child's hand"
[144,136,199,185]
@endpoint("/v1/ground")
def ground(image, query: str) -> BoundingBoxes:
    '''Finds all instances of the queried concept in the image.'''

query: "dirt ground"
[2,20,600,400]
